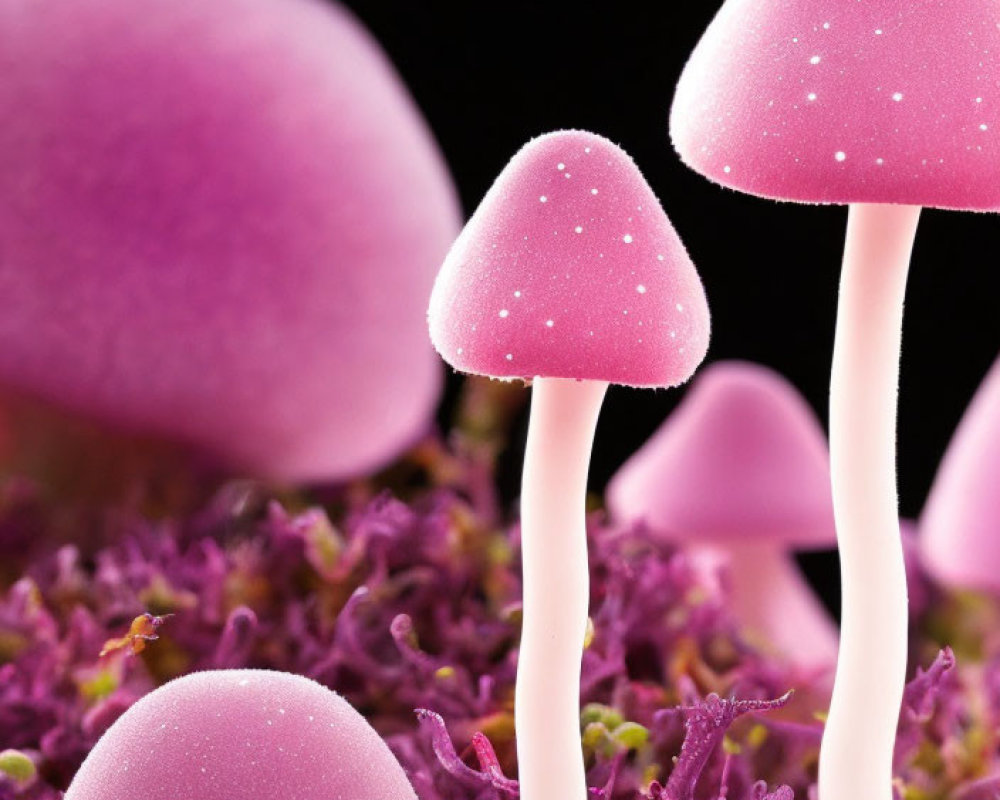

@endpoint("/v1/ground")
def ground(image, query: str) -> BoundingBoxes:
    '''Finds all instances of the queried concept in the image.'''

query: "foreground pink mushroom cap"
[607,361,838,669]
[920,356,1000,593]
[0,0,460,480]
[65,670,417,800]
[671,0,1000,209]
[429,130,709,386]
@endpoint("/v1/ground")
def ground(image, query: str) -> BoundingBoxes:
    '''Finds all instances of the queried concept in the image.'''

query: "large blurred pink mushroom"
[920,356,1000,594]
[429,130,709,800]
[607,361,838,675]
[65,670,417,800]
[671,3,1000,798]
[0,0,460,481]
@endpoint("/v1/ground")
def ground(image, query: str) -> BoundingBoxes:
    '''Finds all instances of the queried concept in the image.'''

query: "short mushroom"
[0,0,460,481]
[607,360,839,674]
[920,355,1000,594]
[65,670,417,800]
[428,130,710,800]
[670,4,1000,798]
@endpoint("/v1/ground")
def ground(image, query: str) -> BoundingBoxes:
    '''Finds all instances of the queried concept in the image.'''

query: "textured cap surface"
[428,131,709,387]
[0,0,460,480]
[65,670,417,800]
[671,0,1000,209]
[920,357,1000,592]
[607,361,837,547]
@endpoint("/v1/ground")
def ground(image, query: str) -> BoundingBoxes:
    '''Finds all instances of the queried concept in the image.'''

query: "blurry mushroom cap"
[920,356,1000,592]
[607,361,836,548]
[0,0,461,481]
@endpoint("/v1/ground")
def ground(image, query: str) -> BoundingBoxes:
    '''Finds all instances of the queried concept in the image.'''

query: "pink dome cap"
[607,361,837,548]
[65,670,417,800]
[428,131,709,388]
[0,0,461,481]
[671,0,1000,210]
[920,356,1000,592]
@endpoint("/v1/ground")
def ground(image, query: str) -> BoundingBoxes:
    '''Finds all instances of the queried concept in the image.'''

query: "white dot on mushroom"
[499,309,509,318]
[810,55,821,65]
[557,162,565,171]
[835,151,847,161]
[636,284,646,294]
[545,320,554,327]
[591,188,598,195]
[892,92,903,102]
[539,195,548,203]
[623,234,633,243]
[575,226,583,234]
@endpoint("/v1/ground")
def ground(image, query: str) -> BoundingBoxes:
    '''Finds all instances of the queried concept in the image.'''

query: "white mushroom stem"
[516,376,609,800]
[820,203,920,800]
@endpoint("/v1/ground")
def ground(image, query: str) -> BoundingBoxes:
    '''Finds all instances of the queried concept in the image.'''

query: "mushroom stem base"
[516,376,609,800]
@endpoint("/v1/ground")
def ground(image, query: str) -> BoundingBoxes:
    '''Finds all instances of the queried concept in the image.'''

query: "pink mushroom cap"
[607,360,836,549]
[65,669,417,800]
[670,0,1000,209]
[0,0,461,481]
[920,356,1000,593]
[428,130,709,387]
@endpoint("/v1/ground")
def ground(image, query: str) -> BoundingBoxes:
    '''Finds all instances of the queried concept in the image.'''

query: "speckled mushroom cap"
[919,356,1000,592]
[428,131,709,387]
[670,0,1000,209]
[65,670,417,800]
[0,0,460,481]
[607,361,837,548]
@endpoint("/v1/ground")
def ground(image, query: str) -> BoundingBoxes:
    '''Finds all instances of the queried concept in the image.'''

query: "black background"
[341,1,1000,603]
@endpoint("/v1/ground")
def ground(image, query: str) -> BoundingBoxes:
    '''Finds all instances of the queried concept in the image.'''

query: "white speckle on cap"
[676,303,684,312]
[723,165,732,173]
[498,309,509,318]
[505,353,513,361]
[822,21,830,29]
[980,123,989,131]
[591,188,599,195]
[564,173,572,179]
[875,28,883,35]
[892,92,903,102]
[976,96,983,103]
[810,55,821,65]
[623,234,633,243]
[876,157,885,165]
[657,254,664,261]
[835,151,847,161]
[575,226,583,234]
[539,195,548,203]
[636,284,647,294]
[807,92,817,101]
[545,320,554,327]
[557,162,565,171]
[514,290,522,298]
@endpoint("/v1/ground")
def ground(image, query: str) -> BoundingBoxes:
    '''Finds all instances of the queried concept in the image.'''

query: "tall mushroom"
[670,4,1000,799]
[428,130,710,800]
[0,0,460,481]
[920,355,1000,593]
[607,360,838,674]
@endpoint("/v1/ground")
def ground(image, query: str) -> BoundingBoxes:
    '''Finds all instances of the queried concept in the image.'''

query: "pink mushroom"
[65,670,417,800]
[920,356,1000,594]
[671,4,999,798]
[606,361,838,674]
[0,0,460,481]
[429,130,709,800]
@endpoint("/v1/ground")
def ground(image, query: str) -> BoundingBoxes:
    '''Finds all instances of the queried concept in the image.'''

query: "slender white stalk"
[819,203,921,800]
[516,376,608,800]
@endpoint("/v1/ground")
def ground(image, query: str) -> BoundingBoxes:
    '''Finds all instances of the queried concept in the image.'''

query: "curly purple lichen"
[0,443,998,800]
